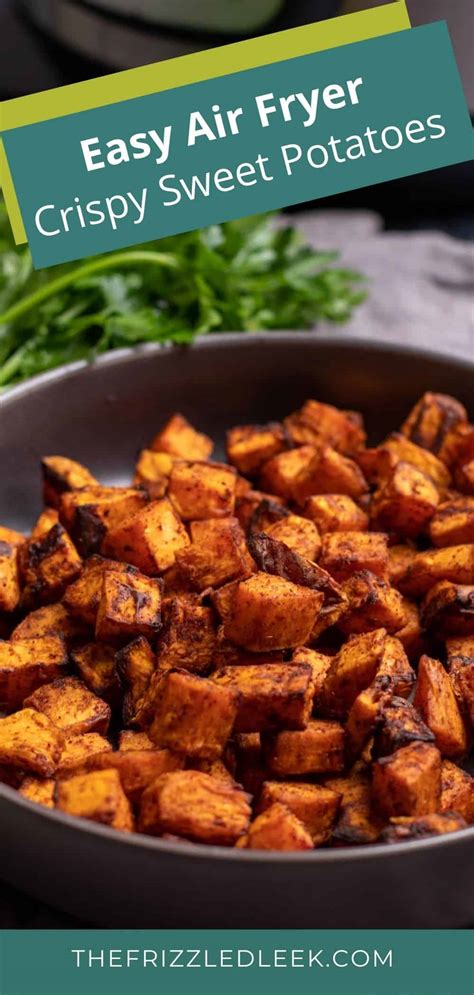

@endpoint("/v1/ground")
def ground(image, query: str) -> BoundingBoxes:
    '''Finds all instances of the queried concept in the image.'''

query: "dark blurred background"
[0,0,473,236]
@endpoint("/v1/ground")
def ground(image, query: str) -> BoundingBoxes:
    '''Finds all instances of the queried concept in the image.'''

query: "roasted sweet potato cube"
[284,400,365,454]
[440,760,474,823]
[63,556,137,626]
[133,449,175,498]
[0,525,25,547]
[156,597,215,675]
[303,494,368,534]
[388,544,417,587]
[291,646,332,708]
[232,732,266,796]
[150,413,213,461]
[0,708,63,776]
[372,741,441,817]
[211,579,241,623]
[71,642,120,704]
[0,538,20,613]
[265,514,321,561]
[374,696,434,757]
[59,486,148,555]
[168,461,236,521]
[95,569,162,643]
[345,683,393,759]
[375,635,415,696]
[11,603,87,645]
[430,496,474,547]
[321,628,387,717]
[241,803,313,851]
[235,491,286,533]
[260,445,316,500]
[118,729,156,752]
[0,635,68,711]
[25,676,111,737]
[19,523,82,605]
[139,770,250,844]
[116,636,155,725]
[340,571,407,636]
[57,768,133,831]
[176,518,252,591]
[421,582,474,637]
[259,781,340,844]
[19,776,56,808]
[326,768,383,845]
[399,544,474,598]
[372,434,451,490]
[248,531,343,608]
[58,731,111,777]
[446,633,474,666]
[93,747,184,803]
[226,423,286,476]
[371,462,439,538]
[401,392,467,457]
[224,572,323,652]
[149,669,237,759]
[213,663,313,733]
[448,656,474,731]
[42,455,98,508]
[393,598,424,659]
[264,718,345,776]
[382,812,466,842]
[319,531,389,583]
[31,508,60,539]
[413,655,467,758]
[103,498,189,574]
[292,446,368,504]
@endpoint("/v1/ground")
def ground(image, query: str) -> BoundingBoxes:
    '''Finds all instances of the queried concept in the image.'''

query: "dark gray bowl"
[0,333,473,928]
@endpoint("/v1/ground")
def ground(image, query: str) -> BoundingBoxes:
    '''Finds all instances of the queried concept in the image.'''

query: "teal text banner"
[0,929,473,995]
[2,21,473,268]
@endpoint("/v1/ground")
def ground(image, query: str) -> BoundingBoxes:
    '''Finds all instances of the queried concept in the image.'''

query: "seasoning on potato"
[0,391,472,850]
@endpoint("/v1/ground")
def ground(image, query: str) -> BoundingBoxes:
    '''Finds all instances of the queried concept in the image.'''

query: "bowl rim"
[0,331,472,865]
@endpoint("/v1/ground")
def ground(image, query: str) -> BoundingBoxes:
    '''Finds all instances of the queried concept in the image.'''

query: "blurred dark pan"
[0,333,472,928]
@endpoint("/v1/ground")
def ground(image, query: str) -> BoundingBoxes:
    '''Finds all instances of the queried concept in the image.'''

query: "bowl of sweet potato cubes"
[0,334,472,928]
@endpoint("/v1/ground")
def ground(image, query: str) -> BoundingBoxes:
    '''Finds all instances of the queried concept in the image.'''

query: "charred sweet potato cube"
[374,696,434,757]
[374,635,415,696]
[284,400,365,454]
[241,803,313,851]
[345,683,393,759]
[133,450,175,498]
[371,462,439,538]
[303,494,368,534]
[95,569,162,643]
[93,747,184,803]
[12,603,87,646]
[64,556,137,627]
[400,544,474,598]
[319,532,389,583]
[388,545,417,588]
[59,486,148,555]
[0,635,68,712]
[41,455,98,508]
[326,767,382,845]
[226,423,286,476]
[248,531,343,608]
[413,655,467,758]
[372,741,441,817]
[447,648,474,732]
[421,582,474,637]
[264,719,345,776]
[224,572,323,652]
[382,812,466,842]
[446,633,474,666]
[149,669,237,759]
[176,517,252,591]
[321,628,387,717]
[340,571,407,636]
[103,498,189,574]
[236,491,287,533]
[58,731,111,777]
[260,445,316,500]
[31,508,60,539]
[430,497,474,547]
[118,730,156,751]
[19,523,82,605]
[440,760,474,823]
[116,636,156,725]
[401,392,467,457]
[139,769,251,844]
[292,446,368,504]
[25,676,111,737]
[212,663,314,733]
[291,646,332,708]
[57,768,133,831]
[71,642,120,704]
[150,413,213,461]
[264,514,321,561]
[167,461,236,522]
[0,708,63,776]
[258,781,340,845]
[156,597,215,675]
[19,776,56,808]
